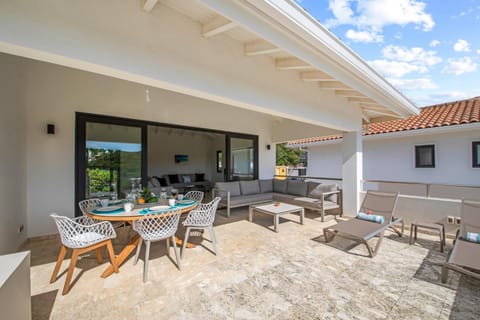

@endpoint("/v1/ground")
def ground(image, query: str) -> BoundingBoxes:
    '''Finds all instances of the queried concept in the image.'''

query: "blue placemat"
[176,200,196,206]
[92,208,125,214]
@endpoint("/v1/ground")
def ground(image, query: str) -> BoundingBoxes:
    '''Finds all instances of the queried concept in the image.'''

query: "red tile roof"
[287,96,480,145]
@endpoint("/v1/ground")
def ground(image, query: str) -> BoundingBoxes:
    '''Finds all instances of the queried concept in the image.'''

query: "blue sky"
[295,0,480,107]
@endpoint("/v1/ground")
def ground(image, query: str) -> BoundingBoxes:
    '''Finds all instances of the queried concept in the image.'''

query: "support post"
[342,130,363,216]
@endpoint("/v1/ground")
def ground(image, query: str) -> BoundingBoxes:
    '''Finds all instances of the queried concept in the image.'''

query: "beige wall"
[16,55,276,237]
[0,53,27,254]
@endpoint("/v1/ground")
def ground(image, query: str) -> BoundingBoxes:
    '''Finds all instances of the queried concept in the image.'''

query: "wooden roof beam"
[347,97,377,104]
[202,15,237,38]
[244,40,282,56]
[143,0,158,12]
[300,71,333,82]
[335,90,364,98]
[319,81,352,90]
[276,58,311,70]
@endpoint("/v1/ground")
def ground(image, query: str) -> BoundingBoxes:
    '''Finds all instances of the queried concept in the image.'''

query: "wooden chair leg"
[95,248,103,264]
[50,245,67,283]
[106,240,119,273]
[63,249,79,295]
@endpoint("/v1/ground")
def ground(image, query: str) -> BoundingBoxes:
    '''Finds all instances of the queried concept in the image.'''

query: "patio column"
[342,130,363,216]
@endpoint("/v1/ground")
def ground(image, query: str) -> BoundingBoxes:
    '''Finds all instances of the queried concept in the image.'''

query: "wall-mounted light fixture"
[47,124,55,135]
[266,144,271,150]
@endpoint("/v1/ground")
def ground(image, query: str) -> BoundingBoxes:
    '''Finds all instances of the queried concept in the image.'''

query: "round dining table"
[87,201,197,278]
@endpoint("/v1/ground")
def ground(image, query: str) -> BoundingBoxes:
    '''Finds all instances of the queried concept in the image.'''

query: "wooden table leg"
[101,234,140,278]
[175,237,196,248]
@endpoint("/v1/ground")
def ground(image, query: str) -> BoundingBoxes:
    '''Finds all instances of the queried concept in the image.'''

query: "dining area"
[49,190,221,295]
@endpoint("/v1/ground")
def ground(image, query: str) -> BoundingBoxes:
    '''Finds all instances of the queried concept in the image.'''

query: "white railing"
[363,179,480,200]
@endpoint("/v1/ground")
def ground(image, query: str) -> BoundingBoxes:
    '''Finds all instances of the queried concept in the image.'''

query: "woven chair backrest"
[134,209,182,241]
[78,198,101,215]
[185,191,204,203]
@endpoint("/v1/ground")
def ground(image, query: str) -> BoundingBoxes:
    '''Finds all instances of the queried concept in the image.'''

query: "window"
[415,144,435,168]
[473,142,480,168]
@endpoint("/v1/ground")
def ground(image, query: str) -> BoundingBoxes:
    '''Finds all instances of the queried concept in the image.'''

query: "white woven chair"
[78,198,101,224]
[50,213,118,295]
[181,197,221,258]
[79,198,126,228]
[133,209,182,282]
[184,191,204,203]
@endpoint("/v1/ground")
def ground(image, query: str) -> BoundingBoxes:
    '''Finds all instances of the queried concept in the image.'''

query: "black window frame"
[415,144,435,168]
[473,141,480,168]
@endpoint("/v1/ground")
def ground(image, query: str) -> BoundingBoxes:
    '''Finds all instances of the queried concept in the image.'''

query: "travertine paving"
[24,209,479,320]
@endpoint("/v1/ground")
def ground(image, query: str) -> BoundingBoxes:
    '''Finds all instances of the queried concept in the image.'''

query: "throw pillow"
[155,177,168,187]
[308,184,338,202]
[357,212,385,224]
[150,177,161,188]
[195,173,205,181]
[168,174,180,184]
[182,175,192,183]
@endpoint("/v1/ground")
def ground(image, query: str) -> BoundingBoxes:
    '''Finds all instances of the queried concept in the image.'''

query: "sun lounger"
[442,199,480,283]
[323,190,402,257]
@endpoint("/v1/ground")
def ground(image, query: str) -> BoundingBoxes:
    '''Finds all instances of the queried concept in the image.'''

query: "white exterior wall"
[18,57,277,238]
[307,128,480,186]
[0,54,27,254]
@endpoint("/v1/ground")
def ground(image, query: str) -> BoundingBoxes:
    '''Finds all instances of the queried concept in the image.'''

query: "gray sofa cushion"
[259,179,273,193]
[227,193,273,206]
[240,180,260,195]
[273,179,287,193]
[307,181,321,195]
[215,182,241,197]
[309,184,338,202]
[287,180,308,197]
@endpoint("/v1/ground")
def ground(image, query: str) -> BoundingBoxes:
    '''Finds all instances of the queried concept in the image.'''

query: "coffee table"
[248,202,304,233]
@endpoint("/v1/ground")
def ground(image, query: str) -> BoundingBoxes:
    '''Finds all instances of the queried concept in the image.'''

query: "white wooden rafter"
[244,39,282,56]
[143,0,158,12]
[202,15,237,38]
[300,70,333,81]
[275,57,311,70]
[319,81,352,90]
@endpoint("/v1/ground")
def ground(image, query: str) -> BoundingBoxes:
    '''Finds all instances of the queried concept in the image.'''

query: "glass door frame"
[75,112,148,216]
[225,133,259,181]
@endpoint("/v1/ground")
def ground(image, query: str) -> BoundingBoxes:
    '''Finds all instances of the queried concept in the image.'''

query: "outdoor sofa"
[213,179,342,221]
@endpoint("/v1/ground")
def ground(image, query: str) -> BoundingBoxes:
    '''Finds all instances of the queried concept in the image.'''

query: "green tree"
[276,143,304,166]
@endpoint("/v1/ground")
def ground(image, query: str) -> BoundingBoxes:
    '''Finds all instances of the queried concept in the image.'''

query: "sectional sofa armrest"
[212,188,232,217]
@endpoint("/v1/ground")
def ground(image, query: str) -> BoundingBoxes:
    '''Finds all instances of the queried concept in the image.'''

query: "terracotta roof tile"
[287,96,480,145]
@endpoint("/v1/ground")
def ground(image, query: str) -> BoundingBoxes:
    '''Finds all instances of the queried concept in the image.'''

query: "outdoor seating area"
[25,205,480,319]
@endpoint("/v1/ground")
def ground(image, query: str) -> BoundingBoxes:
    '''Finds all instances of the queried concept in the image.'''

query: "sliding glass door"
[225,134,258,181]
[76,113,147,215]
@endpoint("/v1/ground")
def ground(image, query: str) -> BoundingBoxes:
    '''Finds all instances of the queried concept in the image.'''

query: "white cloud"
[325,0,435,42]
[387,78,437,90]
[412,91,472,107]
[429,40,440,47]
[442,57,478,75]
[476,49,480,55]
[345,29,383,43]
[382,45,442,66]
[369,59,428,77]
[453,39,471,52]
